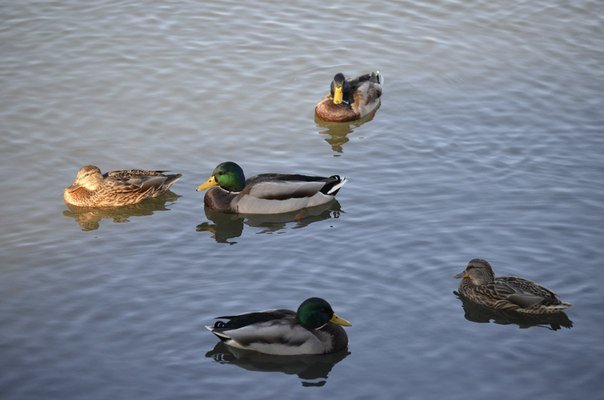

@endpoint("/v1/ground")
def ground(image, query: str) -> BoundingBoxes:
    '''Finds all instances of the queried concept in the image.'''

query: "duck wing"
[244,174,346,200]
[347,72,381,91]
[103,174,167,195]
[104,169,169,178]
[494,277,563,307]
[213,309,295,330]
[208,309,312,348]
[104,170,181,193]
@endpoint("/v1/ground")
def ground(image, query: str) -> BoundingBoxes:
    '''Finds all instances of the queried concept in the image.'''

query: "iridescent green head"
[196,161,245,192]
[296,297,352,330]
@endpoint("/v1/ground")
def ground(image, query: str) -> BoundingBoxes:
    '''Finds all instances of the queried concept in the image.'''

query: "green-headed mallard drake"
[196,162,347,214]
[206,297,352,355]
[454,259,572,314]
[64,165,181,208]
[315,71,382,122]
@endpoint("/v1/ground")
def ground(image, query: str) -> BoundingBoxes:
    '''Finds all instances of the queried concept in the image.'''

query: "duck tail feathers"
[206,325,232,342]
[163,173,182,190]
[374,71,383,86]
[326,176,348,195]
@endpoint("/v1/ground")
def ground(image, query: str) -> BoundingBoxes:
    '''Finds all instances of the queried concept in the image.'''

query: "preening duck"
[196,162,347,214]
[206,297,352,355]
[454,259,572,314]
[315,71,382,122]
[64,165,181,207]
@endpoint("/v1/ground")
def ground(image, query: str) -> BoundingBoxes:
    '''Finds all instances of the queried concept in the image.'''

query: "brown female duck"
[64,165,181,207]
[454,259,571,314]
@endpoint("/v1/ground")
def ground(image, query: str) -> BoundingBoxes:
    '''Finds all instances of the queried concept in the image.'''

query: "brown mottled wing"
[104,170,169,179]
[494,277,562,307]
[106,175,166,192]
[100,174,168,204]
[462,282,519,311]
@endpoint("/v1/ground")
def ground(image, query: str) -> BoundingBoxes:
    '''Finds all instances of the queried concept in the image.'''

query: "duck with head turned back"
[196,161,347,214]
[315,71,382,122]
[64,165,181,208]
[206,297,352,356]
[454,258,572,314]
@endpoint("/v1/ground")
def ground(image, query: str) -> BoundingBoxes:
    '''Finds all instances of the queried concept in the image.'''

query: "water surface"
[1,1,604,399]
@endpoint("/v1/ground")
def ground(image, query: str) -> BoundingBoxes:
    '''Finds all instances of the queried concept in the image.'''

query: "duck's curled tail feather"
[322,176,348,195]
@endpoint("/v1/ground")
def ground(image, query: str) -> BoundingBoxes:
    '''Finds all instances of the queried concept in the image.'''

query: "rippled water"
[1,0,604,399]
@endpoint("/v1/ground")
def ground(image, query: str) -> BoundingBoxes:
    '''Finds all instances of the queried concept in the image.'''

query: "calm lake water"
[1,0,604,399]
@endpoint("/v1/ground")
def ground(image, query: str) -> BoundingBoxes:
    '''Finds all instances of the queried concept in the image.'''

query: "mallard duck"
[315,71,382,122]
[196,162,347,214]
[206,297,352,355]
[64,165,182,207]
[454,259,572,314]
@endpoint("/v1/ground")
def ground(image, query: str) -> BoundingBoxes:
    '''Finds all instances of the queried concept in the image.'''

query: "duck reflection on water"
[314,105,380,154]
[63,191,180,231]
[196,200,342,244]
[206,341,349,387]
[455,293,573,331]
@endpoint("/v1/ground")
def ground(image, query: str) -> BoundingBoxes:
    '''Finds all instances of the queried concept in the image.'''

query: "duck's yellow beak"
[66,183,79,191]
[333,85,343,105]
[330,312,352,327]
[196,175,217,191]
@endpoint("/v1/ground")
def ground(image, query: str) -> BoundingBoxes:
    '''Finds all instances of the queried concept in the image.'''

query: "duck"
[315,71,382,122]
[454,258,572,314]
[206,297,352,355]
[64,165,182,207]
[196,161,347,214]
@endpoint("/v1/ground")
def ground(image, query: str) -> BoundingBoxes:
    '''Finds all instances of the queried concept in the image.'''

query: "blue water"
[1,1,604,399]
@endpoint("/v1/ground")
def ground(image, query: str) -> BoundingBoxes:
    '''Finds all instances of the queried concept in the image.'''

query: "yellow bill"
[196,175,218,191]
[330,312,352,326]
[333,85,343,105]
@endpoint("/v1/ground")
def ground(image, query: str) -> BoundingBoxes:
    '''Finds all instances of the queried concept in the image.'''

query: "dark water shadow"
[314,103,380,154]
[62,191,180,231]
[196,200,342,244]
[455,292,573,331]
[205,341,350,387]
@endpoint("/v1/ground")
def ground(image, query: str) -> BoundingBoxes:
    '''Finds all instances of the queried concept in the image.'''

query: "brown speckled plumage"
[455,259,571,315]
[64,165,181,208]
